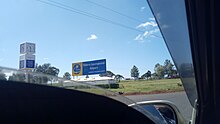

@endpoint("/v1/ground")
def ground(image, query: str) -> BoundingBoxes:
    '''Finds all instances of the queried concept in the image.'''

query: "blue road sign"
[26,60,35,68]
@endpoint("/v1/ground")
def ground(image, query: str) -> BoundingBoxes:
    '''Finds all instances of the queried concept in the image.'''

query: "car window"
[0,0,193,121]
[147,0,197,107]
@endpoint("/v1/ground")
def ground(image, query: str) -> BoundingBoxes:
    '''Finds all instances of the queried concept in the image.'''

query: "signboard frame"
[72,59,106,76]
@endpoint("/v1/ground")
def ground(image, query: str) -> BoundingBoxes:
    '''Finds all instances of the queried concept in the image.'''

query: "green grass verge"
[51,79,184,95]
[109,79,183,94]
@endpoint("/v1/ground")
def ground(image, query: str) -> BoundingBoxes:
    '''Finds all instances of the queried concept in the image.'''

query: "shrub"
[96,83,119,89]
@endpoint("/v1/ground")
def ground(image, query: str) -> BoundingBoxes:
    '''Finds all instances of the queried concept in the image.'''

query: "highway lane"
[126,92,193,121]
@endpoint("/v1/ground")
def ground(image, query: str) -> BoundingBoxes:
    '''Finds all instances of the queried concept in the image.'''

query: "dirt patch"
[119,89,184,96]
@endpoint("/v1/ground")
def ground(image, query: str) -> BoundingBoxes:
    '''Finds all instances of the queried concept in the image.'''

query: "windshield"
[0,0,193,121]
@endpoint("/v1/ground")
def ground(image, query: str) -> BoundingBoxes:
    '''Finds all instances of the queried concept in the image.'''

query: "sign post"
[19,42,36,82]
[19,42,36,70]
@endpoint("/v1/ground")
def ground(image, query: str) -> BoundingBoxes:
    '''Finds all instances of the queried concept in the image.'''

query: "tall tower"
[19,42,36,70]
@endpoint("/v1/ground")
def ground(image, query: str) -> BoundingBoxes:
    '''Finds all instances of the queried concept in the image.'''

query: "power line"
[36,0,162,38]
[84,0,144,23]
[37,0,144,33]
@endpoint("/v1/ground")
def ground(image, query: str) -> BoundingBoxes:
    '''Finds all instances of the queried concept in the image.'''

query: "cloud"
[134,28,160,42]
[134,34,143,41]
[140,6,145,11]
[161,24,169,29]
[134,20,160,42]
[149,17,155,21]
[0,58,4,62]
[87,34,98,40]
[136,21,157,29]
[43,58,49,60]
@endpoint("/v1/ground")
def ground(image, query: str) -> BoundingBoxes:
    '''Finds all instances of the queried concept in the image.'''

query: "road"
[126,92,193,121]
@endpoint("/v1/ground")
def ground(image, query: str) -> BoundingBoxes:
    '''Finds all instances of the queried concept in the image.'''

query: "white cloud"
[134,19,160,42]
[87,34,98,40]
[149,17,155,21]
[136,21,157,29]
[0,58,4,62]
[140,7,145,11]
[161,24,169,29]
[134,34,143,41]
[43,58,49,60]
[134,28,160,42]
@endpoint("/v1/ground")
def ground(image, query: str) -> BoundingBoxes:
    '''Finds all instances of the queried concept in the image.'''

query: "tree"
[154,63,165,79]
[63,72,71,80]
[146,70,151,79]
[141,73,146,79]
[99,70,115,77]
[8,73,26,82]
[164,59,174,77]
[141,70,151,80]
[151,73,158,79]
[34,63,60,76]
[33,63,60,84]
[163,59,179,78]
[0,70,6,80]
[131,65,139,80]
[114,74,124,82]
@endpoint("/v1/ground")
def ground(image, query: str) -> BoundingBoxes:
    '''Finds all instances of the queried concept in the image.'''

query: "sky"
[0,0,172,78]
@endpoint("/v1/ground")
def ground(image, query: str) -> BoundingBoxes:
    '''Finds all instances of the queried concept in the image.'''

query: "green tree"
[164,59,174,77]
[63,72,71,80]
[154,63,165,79]
[99,70,115,77]
[163,59,179,78]
[0,70,7,80]
[141,70,151,80]
[34,63,60,76]
[8,73,26,82]
[114,74,124,82]
[151,73,158,79]
[131,65,139,80]
[141,73,146,79]
[33,63,60,84]
[146,70,151,79]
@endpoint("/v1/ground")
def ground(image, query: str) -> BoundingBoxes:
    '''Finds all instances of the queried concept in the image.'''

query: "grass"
[109,78,183,94]
[51,79,184,95]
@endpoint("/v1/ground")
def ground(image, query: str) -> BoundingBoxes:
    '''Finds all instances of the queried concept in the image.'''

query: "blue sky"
[0,0,172,78]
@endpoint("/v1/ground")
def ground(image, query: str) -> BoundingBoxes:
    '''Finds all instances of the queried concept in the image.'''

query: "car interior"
[0,79,154,124]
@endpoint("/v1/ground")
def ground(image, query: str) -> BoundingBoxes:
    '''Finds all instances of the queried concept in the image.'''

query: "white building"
[63,77,116,87]
[73,77,116,85]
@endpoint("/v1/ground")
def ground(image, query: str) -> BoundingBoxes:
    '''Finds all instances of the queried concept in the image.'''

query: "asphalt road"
[126,92,193,121]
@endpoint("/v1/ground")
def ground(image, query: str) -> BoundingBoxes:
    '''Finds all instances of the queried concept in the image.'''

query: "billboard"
[20,42,36,54]
[19,54,35,69]
[72,59,106,76]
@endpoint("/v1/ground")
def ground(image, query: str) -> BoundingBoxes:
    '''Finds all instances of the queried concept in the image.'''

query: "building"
[63,77,116,87]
